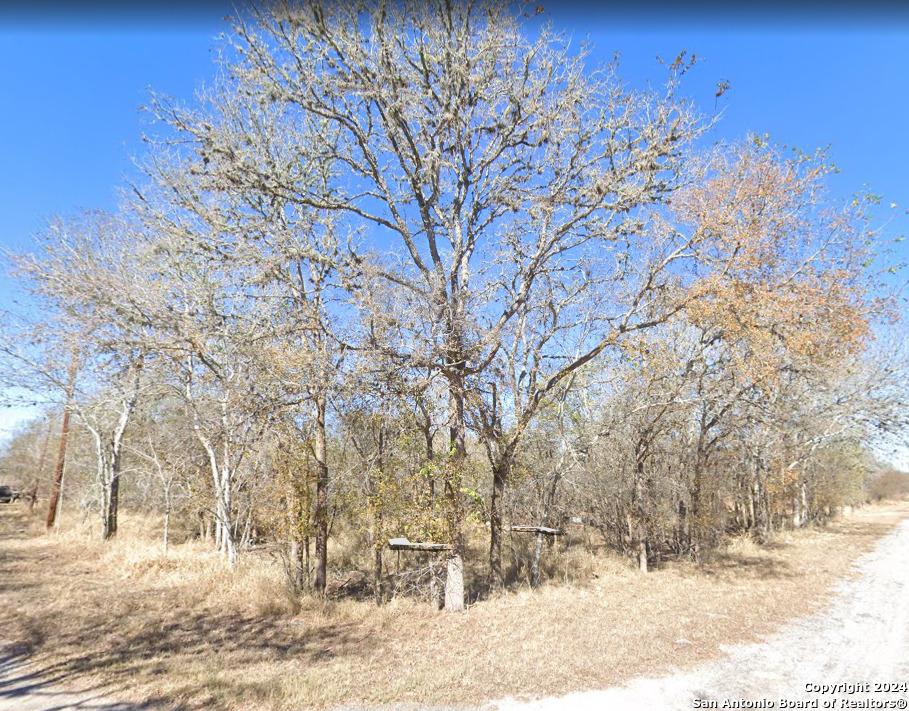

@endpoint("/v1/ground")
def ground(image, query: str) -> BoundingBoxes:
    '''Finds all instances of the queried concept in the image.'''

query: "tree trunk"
[209,447,237,567]
[419,401,435,504]
[372,424,385,606]
[102,452,121,540]
[676,498,689,555]
[688,421,712,558]
[204,438,236,566]
[219,475,237,567]
[373,545,384,606]
[240,511,253,548]
[288,477,305,592]
[103,475,119,539]
[633,445,649,573]
[313,393,329,594]
[290,538,304,592]
[488,457,507,591]
[753,456,772,544]
[746,481,756,530]
[690,459,703,560]
[99,358,140,541]
[190,379,238,568]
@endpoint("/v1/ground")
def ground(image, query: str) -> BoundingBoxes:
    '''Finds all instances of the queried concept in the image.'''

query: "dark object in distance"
[0,485,21,503]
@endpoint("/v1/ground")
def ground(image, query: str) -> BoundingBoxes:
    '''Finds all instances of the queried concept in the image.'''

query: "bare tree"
[145,0,706,606]
[3,213,150,539]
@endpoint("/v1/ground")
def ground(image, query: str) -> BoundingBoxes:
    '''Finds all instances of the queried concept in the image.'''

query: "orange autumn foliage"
[677,138,882,385]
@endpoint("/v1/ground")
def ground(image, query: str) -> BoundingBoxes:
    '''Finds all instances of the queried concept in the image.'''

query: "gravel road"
[4,516,908,711]
[488,515,909,711]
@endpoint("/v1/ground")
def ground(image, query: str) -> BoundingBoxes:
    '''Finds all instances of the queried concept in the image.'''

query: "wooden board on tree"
[509,525,563,535]
[387,537,453,552]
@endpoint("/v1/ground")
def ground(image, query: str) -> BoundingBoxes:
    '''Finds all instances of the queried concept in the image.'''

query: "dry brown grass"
[1,501,906,710]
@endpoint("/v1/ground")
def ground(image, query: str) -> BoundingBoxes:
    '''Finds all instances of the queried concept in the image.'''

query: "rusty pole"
[46,352,78,531]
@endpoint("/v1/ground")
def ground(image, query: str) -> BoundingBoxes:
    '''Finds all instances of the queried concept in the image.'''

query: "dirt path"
[487,514,909,711]
[0,648,155,711]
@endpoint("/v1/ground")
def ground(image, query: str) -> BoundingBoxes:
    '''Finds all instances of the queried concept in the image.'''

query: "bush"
[869,470,909,502]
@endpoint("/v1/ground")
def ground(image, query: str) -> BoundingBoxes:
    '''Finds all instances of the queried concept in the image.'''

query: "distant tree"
[869,469,909,502]
[675,138,892,541]
[3,213,149,538]
[0,416,54,505]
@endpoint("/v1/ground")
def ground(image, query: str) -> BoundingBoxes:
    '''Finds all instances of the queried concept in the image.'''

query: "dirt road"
[0,648,154,711]
[488,514,909,710]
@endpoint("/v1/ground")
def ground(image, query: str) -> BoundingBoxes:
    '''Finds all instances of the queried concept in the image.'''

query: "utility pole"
[46,351,78,531]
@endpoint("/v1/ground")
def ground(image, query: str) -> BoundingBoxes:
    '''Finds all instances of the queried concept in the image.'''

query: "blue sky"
[1,6,908,456]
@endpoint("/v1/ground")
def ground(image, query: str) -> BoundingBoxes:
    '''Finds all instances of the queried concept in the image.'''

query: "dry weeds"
[0,502,906,710]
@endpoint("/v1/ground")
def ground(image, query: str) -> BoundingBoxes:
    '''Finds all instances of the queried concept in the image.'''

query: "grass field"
[1,502,906,710]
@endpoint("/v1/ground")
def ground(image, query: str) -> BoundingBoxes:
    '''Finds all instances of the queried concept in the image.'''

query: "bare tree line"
[0,1,904,612]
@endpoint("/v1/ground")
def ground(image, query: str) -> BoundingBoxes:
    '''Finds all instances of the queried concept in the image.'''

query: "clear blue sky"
[1,5,908,452]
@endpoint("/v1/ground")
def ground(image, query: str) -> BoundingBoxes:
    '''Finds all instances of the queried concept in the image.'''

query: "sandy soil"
[487,514,909,711]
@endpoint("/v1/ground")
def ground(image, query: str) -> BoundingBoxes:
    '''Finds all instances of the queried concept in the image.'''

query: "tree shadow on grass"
[13,608,380,710]
[0,645,169,710]
[830,520,895,540]
[697,552,799,582]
